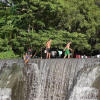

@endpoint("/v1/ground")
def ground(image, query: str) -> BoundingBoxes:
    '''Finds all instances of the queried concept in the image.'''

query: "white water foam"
[0,88,11,100]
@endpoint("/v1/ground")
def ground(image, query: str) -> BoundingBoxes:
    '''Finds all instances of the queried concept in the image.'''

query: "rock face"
[0,58,100,100]
[0,59,25,100]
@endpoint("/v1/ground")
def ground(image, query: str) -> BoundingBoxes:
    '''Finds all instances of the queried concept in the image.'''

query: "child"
[23,53,30,64]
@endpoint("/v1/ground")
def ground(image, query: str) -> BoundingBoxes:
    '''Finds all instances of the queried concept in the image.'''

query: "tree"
[0,0,100,57]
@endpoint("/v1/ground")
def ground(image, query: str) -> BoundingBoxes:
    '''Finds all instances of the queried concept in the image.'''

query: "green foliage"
[0,38,9,51]
[94,43,100,52]
[0,0,100,58]
[0,50,19,59]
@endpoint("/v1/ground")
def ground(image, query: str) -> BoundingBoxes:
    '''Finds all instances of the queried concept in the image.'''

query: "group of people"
[46,40,72,59]
[24,39,73,64]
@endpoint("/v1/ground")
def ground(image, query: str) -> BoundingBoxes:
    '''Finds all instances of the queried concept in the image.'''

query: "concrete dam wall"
[0,58,100,100]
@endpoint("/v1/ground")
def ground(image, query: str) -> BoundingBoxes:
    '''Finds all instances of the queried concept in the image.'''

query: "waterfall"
[0,59,24,100]
[23,58,100,100]
[69,67,100,100]
[0,58,100,100]
[0,88,11,100]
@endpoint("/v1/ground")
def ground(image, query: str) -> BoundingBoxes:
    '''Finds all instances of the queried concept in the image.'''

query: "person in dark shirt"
[27,48,32,58]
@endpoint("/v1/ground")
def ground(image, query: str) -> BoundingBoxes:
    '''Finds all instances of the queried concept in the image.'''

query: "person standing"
[46,39,52,59]
[64,42,72,59]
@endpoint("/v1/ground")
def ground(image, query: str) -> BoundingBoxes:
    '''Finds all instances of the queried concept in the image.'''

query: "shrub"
[0,50,19,59]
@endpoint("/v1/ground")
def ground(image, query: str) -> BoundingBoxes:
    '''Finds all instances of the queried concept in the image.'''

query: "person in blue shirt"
[23,53,30,64]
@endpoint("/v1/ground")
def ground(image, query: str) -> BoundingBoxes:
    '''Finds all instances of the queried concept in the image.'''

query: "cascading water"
[23,59,100,100]
[0,58,100,100]
[0,88,11,100]
[69,63,100,100]
[0,59,24,100]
